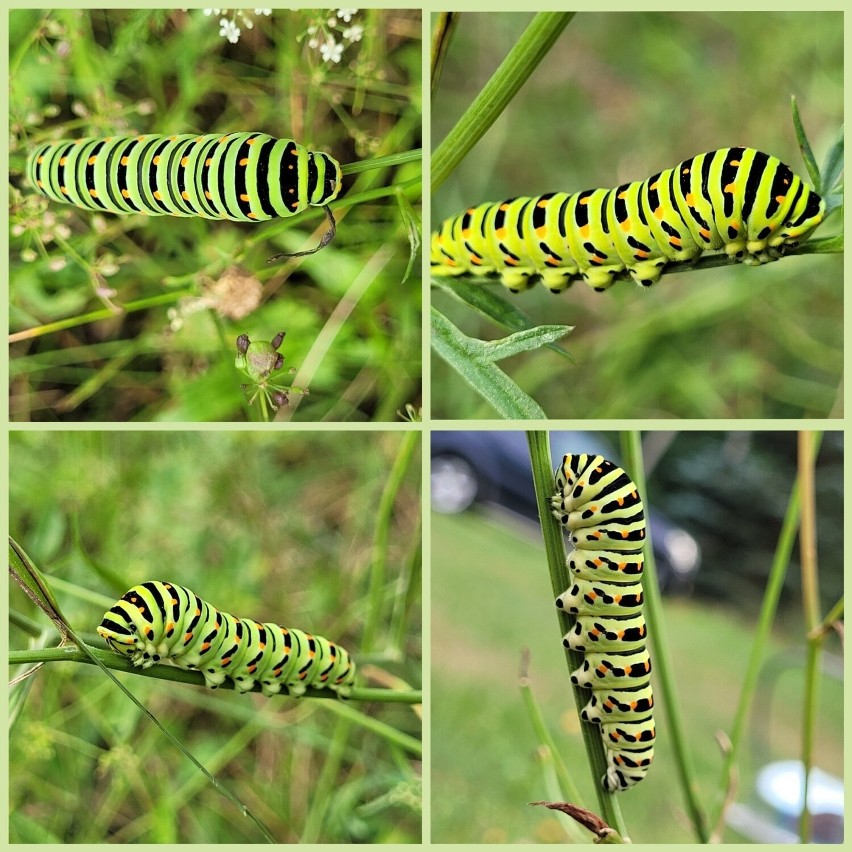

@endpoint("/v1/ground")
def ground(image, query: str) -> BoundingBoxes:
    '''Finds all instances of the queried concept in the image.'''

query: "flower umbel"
[235,332,309,419]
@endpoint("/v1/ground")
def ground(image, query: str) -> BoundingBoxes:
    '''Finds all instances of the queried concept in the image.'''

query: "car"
[431,430,700,592]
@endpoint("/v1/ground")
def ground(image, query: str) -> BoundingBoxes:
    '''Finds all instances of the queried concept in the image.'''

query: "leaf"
[434,277,574,359]
[431,307,572,418]
[529,801,625,843]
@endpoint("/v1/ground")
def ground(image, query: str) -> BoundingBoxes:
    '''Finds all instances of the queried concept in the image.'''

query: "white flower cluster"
[202,9,272,44]
[306,9,363,65]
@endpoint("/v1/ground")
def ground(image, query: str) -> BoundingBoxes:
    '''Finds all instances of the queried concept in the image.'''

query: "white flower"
[337,9,358,22]
[219,18,240,42]
[319,37,343,63]
[343,24,363,42]
[254,8,271,14]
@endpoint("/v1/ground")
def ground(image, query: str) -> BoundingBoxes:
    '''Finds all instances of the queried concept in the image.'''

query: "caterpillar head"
[776,184,825,245]
[97,612,163,669]
[311,152,342,206]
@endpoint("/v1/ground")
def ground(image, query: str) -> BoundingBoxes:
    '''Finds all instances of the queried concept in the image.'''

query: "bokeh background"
[10,430,422,843]
[431,12,842,419]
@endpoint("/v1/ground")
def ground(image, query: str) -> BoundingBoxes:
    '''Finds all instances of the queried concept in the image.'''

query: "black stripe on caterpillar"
[27,132,341,222]
[432,147,824,293]
[551,454,654,792]
[97,580,355,697]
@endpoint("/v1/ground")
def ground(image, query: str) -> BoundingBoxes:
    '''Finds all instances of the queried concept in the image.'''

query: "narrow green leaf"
[395,187,422,284]
[434,277,574,359]
[9,537,73,640]
[819,127,844,196]
[431,308,548,418]
[790,95,820,187]
[431,12,459,99]
[485,325,573,361]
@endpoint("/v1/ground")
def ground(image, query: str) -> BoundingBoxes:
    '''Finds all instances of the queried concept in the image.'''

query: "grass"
[10,9,422,421]
[9,431,422,843]
[430,12,843,419]
[430,504,842,843]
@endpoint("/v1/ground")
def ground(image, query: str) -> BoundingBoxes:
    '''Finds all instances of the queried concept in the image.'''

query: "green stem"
[431,13,574,192]
[708,432,823,836]
[797,431,822,843]
[9,647,422,704]
[9,291,193,343]
[526,430,627,838]
[620,433,710,843]
[362,430,420,652]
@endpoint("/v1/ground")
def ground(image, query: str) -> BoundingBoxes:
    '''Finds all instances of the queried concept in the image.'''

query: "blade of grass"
[705,432,823,837]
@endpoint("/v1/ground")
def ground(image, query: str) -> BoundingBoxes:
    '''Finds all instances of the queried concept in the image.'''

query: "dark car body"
[431,430,700,592]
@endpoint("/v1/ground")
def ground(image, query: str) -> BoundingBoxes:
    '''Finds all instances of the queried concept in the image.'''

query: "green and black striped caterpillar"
[432,147,824,293]
[97,580,356,697]
[27,132,341,223]
[550,454,654,792]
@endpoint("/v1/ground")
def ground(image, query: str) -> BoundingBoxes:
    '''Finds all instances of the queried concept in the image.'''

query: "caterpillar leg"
[498,269,538,293]
[626,259,668,288]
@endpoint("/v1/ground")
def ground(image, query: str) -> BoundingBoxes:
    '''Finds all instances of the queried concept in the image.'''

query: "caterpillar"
[550,454,654,792]
[26,132,341,223]
[97,580,356,697]
[431,147,824,293]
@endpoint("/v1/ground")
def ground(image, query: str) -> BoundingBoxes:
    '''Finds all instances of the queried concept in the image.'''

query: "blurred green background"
[430,430,843,843]
[10,9,422,421]
[431,12,842,419]
[10,430,421,843]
